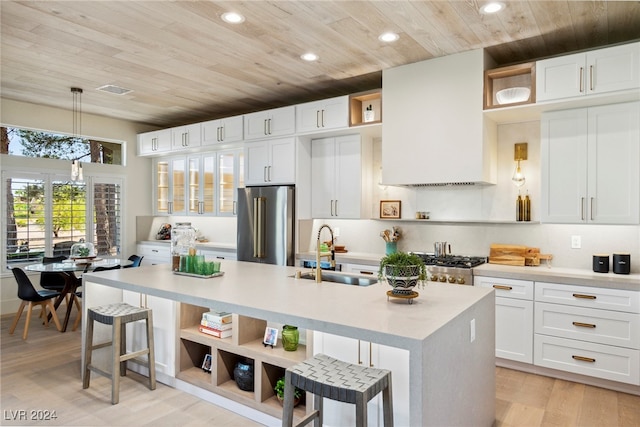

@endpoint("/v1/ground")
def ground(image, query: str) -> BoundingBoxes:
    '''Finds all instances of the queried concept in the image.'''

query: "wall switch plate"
[470,319,476,343]
[334,227,340,237]
[571,235,581,249]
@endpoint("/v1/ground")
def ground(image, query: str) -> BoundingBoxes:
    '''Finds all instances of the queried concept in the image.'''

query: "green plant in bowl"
[274,377,302,405]
[378,251,427,290]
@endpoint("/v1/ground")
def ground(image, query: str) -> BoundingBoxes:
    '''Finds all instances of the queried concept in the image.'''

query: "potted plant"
[274,376,302,406]
[378,251,427,294]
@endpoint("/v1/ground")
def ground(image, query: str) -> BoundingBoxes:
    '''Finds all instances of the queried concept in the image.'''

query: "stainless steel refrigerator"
[236,185,295,266]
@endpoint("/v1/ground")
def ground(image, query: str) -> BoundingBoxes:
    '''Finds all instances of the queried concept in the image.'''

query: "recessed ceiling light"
[480,2,505,14]
[378,32,399,43]
[221,12,245,24]
[300,52,319,62]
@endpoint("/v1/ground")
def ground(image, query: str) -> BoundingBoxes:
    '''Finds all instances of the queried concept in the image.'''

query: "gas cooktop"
[411,253,487,269]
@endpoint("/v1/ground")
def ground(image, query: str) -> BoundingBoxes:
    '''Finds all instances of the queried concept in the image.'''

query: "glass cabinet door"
[188,157,200,214]
[170,158,186,214]
[218,150,244,216]
[201,155,215,215]
[156,160,169,214]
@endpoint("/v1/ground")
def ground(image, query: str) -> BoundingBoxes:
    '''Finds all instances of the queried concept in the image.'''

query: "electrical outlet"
[571,235,581,249]
[470,319,476,343]
[334,227,340,237]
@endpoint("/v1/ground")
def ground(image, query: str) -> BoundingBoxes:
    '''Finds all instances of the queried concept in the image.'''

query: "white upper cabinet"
[138,129,171,156]
[537,42,640,102]
[170,123,201,151]
[245,137,296,185]
[541,101,640,224]
[311,134,371,219]
[382,49,497,185]
[201,115,244,146]
[296,96,349,133]
[244,106,295,140]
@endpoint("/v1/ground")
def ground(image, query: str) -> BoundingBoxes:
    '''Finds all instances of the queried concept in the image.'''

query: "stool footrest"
[120,348,149,362]
[293,409,319,427]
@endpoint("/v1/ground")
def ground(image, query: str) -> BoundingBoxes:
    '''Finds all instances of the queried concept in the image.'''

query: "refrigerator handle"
[253,197,266,258]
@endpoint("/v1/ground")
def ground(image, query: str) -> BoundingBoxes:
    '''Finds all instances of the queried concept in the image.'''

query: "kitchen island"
[83,261,495,426]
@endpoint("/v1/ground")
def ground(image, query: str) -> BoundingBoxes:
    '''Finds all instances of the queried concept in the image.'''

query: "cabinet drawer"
[534,334,640,385]
[535,282,640,313]
[474,276,533,300]
[535,302,640,349]
[136,244,170,265]
[343,263,378,276]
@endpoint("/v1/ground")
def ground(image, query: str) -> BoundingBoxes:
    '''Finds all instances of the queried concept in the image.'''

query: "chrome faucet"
[315,224,335,283]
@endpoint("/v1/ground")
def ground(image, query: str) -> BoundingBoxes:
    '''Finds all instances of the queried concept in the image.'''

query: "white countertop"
[473,263,640,291]
[84,260,493,349]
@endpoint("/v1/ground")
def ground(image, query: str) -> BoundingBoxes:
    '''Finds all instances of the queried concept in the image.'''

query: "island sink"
[294,271,377,286]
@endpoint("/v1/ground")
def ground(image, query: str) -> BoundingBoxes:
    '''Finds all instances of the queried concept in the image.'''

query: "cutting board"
[489,244,550,267]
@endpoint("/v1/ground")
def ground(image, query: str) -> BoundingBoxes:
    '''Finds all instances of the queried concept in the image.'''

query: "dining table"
[24,258,131,331]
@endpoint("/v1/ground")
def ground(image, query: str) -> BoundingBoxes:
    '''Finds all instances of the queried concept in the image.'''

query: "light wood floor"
[2,311,640,427]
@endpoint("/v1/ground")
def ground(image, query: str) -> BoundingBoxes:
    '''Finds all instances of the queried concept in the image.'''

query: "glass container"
[281,325,299,351]
[171,222,196,271]
[70,241,95,259]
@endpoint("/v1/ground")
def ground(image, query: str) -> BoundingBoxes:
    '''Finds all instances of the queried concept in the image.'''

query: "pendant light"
[70,87,84,182]
[511,142,527,187]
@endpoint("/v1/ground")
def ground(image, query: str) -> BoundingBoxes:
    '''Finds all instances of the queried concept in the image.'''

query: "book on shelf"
[199,325,233,339]
[200,319,233,331]
[202,311,232,324]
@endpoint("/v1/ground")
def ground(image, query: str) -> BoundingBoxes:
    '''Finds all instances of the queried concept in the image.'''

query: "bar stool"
[282,353,393,427]
[82,302,156,404]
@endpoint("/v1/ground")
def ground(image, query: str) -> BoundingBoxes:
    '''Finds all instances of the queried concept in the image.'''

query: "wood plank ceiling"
[2,1,639,128]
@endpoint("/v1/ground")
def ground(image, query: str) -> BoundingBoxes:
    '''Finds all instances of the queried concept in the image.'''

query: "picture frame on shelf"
[380,200,401,219]
[201,353,212,372]
[263,327,278,348]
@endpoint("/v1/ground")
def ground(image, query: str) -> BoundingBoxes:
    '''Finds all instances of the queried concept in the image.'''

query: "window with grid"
[4,172,122,265]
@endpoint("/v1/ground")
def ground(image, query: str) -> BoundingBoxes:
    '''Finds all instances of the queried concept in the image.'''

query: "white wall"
[1,98,156,314]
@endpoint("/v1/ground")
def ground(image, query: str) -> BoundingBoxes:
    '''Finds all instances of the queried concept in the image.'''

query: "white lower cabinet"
[199,248,237,260]
[342,263,378,276]
[533,282,640,385]
[123,290,177,378]
[136,243,170,265]
[313,331,409,427]
[474,276,534,363]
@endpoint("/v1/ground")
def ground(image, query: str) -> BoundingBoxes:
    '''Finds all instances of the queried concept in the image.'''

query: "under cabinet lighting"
[221,12,245,24]
[480,2,505,14]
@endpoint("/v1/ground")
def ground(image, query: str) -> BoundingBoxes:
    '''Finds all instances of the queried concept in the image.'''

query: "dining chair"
[124,255,143,268]
[40,255,69,292]
[9,268,62,340]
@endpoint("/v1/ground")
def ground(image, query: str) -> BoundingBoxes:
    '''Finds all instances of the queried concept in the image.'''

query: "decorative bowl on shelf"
[496,87,531,105]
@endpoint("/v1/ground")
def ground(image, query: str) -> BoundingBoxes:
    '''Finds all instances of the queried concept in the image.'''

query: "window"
[1,126,123,165]
[4,172,122,265]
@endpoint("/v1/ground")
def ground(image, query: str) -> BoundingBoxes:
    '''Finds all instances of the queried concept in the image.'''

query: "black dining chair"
[124,255,143,268]
[9,268,62,339]
[40,255,69,292]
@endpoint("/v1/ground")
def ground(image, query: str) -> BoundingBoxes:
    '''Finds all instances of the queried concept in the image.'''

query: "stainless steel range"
[411,252,486,286]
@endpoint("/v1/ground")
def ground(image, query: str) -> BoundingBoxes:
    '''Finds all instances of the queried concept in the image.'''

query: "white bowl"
[496,87,530,105]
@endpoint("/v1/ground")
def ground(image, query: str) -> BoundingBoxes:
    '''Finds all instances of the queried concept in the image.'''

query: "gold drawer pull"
[493,285,513,290]
[572,355,596,363]
[573,293,596,300]
[572,321,596,328]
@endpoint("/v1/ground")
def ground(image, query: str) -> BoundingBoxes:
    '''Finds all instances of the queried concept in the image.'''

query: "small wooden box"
[484,63,535,110]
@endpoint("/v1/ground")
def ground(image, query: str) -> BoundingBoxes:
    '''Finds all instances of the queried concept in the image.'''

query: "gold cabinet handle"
[493,285,513,291]
[572,355,596,363]
[572,321,596,328]
[573,293,596,300]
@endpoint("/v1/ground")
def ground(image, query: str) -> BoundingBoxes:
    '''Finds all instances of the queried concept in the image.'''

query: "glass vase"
[281,325,299,351]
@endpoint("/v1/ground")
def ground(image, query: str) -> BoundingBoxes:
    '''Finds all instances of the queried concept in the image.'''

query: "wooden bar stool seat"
[282,353,393,427]
[82,302,156,404]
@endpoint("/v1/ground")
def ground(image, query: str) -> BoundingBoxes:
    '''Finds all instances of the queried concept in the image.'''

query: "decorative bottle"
[523,192,531,222]
[516,193,523,221]
[171,222,196,271]
[282,325,299,351]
